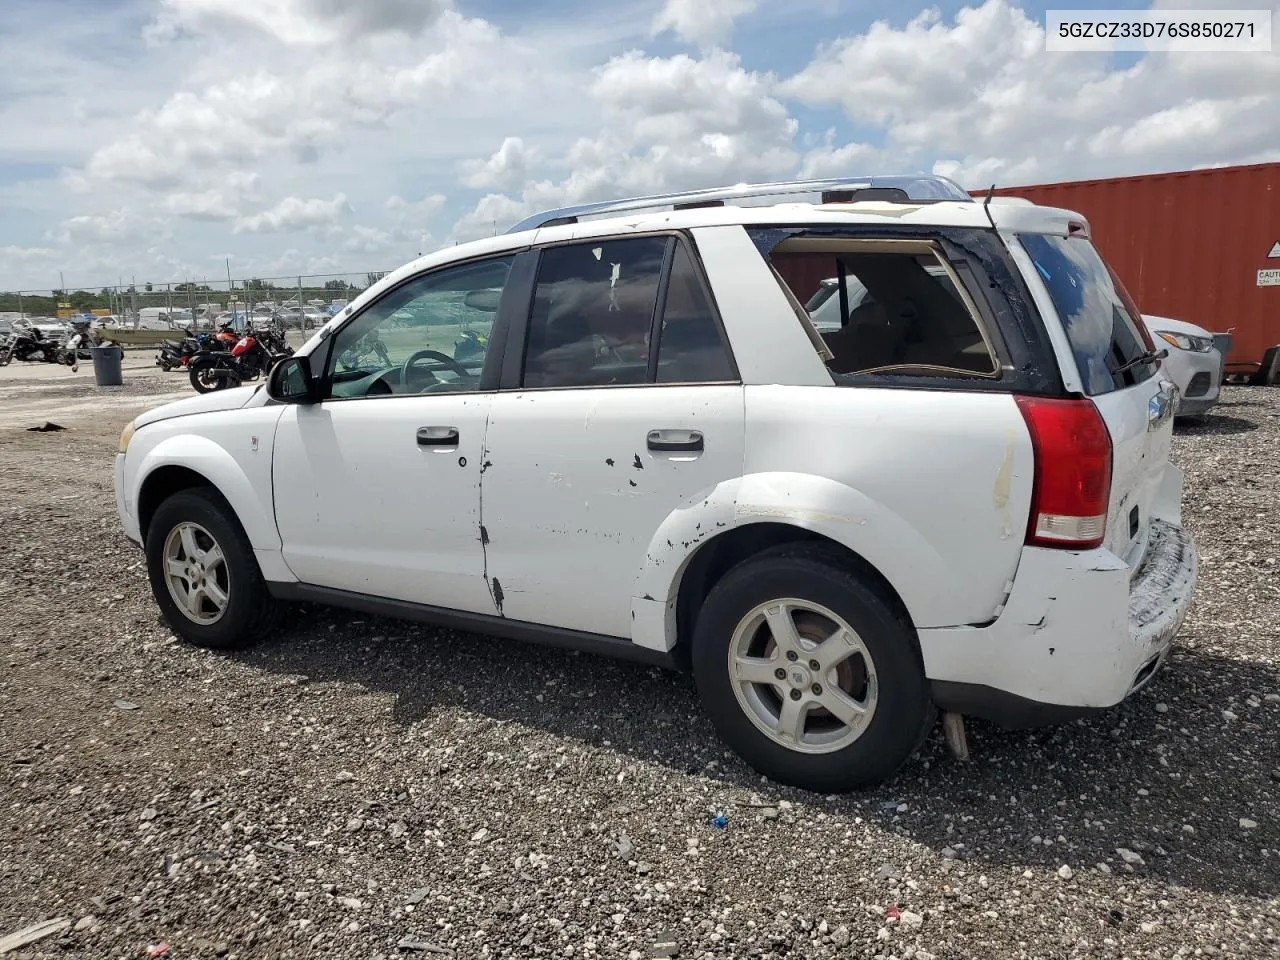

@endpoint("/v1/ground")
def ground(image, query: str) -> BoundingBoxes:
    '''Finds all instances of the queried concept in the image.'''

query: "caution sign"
[1259,269,1280,287]
[1269,241,1280,258]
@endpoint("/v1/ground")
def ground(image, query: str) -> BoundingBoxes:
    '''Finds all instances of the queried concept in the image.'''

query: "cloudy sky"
[0,0,1276,292]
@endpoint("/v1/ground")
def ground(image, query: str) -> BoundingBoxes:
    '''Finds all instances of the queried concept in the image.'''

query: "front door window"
[324,255,514,400]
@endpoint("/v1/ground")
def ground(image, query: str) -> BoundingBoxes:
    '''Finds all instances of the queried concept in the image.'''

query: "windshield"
[1018,233,1156,396]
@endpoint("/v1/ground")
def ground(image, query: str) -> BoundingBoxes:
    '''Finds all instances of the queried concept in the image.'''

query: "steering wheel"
[401,349,472,386]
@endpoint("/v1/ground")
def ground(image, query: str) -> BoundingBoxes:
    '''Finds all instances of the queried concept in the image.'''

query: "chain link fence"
[0,270,392,334]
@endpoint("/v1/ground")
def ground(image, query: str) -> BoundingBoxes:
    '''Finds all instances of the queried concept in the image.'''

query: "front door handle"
[647,429,704,453]
[417,426,459,446]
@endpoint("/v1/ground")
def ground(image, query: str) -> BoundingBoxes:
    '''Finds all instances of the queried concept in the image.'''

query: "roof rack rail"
[506,175,972,234]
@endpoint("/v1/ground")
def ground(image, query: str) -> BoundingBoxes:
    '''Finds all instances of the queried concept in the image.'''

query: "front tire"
[691,544,932,792]
[145,488,279,649]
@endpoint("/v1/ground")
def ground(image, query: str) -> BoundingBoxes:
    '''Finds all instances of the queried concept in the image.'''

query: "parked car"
[114,175,1197,792]
[1141,314,1227,417]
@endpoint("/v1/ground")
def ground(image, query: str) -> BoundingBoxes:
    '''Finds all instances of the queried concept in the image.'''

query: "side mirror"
[268,355,317,404]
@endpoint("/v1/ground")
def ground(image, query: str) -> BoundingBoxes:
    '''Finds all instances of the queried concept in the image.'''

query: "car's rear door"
[480,234,746,638]
[1015,232,1178,562]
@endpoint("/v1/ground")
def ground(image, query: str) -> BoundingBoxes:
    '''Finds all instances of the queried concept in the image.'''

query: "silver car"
[1141,314,1228,417]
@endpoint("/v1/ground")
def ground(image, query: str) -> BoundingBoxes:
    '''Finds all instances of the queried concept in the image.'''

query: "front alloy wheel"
[145,488,279,649]
[162,521,230,625]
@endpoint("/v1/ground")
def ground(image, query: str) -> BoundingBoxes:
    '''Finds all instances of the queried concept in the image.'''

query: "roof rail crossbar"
[505,175,972,234]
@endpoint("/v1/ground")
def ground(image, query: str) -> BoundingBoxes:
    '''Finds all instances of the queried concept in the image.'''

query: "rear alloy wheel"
[692,544,932,792]
[145,488,279,649]
[728,598,879,754]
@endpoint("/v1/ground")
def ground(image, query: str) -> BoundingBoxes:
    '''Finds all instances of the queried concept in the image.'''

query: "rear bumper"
[919,517,1197,727]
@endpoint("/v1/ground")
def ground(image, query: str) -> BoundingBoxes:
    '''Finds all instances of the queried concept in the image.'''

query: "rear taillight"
[1015,395,1112,550]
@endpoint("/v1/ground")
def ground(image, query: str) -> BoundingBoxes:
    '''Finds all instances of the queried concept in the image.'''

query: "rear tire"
[189,361,227,393]
[691,544,932,792]
[145,488,279,650]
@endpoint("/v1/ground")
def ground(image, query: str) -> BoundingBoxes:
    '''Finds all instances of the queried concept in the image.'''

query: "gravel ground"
[0,377,1277,960]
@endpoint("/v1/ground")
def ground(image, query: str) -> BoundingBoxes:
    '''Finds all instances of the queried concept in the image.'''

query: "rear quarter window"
[1019,234,1156,396]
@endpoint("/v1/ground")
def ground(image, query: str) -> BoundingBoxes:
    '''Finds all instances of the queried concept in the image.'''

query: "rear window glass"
[1018,234,1156,396]
[764,244,996,378]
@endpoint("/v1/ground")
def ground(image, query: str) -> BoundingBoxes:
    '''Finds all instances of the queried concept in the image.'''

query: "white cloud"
[460,137,534,191]
[234,194,351,234]
[86,13,500,195]
[0,245,57,273]
[341,225,396,255]
[797,132,884,179]
[450,49,798,240]
[780,0,1280,187]
[652,0,757,49]
[49,210,168,247]
[385,193,446,217]
[4,0,1279,293]
[147,0,453,46]
[162,172,262,222]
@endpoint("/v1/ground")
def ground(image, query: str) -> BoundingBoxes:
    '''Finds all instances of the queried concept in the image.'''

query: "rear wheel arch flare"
[673,522,916,656]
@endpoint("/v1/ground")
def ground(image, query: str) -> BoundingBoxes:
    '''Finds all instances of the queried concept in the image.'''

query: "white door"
[272,253,516,614]
[481,235,746,638]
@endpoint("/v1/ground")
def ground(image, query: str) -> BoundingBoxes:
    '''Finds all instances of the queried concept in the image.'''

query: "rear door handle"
[417,426,459,446]
[647,429,704,453]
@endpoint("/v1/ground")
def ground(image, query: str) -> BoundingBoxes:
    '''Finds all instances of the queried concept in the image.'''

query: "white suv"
[114,176,1197,792]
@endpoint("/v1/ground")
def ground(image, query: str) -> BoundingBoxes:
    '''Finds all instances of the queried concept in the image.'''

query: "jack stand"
[942,712,969,761]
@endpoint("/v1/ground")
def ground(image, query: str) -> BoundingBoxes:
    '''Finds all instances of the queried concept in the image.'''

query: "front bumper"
[919,517,1197,727]
[115,453,142,545]
[1165,347,1223,416]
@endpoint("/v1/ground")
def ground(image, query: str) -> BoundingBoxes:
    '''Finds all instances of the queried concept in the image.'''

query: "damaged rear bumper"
[918,518,1198,728]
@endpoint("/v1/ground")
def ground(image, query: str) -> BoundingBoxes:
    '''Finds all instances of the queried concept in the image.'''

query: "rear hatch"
[1018,232,1175,564]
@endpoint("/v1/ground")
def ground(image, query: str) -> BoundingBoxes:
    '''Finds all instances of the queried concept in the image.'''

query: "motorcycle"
[157,330,214,372]
[453,329,489,363]
[0,325,62,365]
[188,327,293,393]
[61,322,101,371]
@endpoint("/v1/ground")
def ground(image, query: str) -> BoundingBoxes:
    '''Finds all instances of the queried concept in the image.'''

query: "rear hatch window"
[1018,233,1157,396]
[1018,232,1172,563]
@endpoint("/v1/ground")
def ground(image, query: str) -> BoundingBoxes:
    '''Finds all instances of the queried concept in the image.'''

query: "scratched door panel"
[481,385,745,637]
[273,395,494,614]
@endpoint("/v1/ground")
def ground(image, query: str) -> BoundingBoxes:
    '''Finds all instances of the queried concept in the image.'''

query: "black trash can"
[90,345,123,387]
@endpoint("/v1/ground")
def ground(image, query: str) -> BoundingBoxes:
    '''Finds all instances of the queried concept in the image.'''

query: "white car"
[114,176,1197,792]
[1141,314,1226,416]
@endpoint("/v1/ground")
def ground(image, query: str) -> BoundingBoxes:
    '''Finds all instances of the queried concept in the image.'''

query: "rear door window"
[520,236,737,388]
[654,243,736,383]
[1018,234,1156,395]
[522,237,667,388]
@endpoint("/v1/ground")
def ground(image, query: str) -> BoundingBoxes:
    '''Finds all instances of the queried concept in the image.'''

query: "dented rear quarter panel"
[735,384,1036,628]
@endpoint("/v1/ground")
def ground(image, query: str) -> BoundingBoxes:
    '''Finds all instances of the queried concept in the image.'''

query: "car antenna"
[983,184,997,229]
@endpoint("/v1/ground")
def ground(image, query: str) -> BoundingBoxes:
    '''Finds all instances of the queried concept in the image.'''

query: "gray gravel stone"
[1,378,1278,959]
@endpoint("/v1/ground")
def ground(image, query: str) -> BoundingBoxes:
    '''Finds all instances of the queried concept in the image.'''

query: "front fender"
[132,433,281,552]
[630,471,954,651]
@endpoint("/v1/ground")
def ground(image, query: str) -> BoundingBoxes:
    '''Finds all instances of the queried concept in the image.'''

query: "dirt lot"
[0,368,1276,960]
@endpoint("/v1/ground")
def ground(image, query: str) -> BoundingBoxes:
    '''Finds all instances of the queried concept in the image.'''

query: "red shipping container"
[979,163,1280,375]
